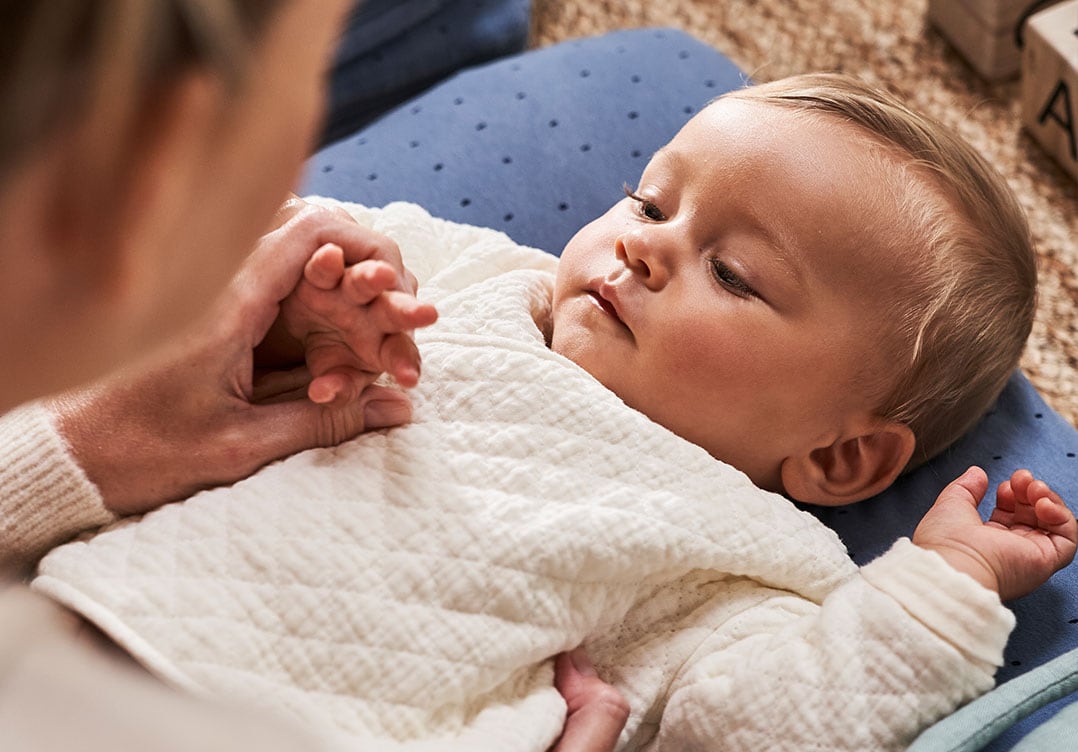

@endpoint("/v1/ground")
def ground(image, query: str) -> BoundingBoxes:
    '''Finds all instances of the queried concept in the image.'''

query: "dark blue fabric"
[333,0,451,62]
[321,0,532,144]
[304,27,1078,750]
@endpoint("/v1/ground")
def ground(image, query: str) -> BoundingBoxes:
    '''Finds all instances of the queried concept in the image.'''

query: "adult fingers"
[266,194,309,232]
[237,384,413,465]
[251,365,312,403]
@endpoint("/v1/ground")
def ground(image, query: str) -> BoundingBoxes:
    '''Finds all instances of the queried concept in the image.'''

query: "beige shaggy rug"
[531,0,1078,426]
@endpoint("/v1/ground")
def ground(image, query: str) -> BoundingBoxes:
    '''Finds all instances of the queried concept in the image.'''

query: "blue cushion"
[307,28,745,250]
[303,27,1078,750]
[322,0,532,144]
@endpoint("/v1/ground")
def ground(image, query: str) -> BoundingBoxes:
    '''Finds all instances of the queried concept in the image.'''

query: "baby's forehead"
[683,97,911,166]
[654,98,916,202]
[664,99,934,259]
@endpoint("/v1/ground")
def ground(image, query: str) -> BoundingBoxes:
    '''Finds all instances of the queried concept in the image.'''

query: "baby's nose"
[616,230,671,290]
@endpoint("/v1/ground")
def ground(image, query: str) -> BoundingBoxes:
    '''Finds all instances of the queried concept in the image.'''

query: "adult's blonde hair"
[0,0,286,181]
[722,74,1037,467]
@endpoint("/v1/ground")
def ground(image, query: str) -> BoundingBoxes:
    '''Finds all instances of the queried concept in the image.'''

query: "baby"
[33,74,1076,751]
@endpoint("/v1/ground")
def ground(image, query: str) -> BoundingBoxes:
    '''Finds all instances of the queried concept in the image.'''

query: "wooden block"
[1021,0,1078,180]
[928,0,1067,80]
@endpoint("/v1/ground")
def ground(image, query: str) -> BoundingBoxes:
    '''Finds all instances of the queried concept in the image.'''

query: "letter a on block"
[1038,79,1077,161]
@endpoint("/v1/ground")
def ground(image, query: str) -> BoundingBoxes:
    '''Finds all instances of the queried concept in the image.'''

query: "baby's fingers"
[993,470,1043,528]
[1034,496,1073,529]
[371,290,439,332]
[304,243,346,290]
[1036,494,1078,568]
[380,332,423,388]
[1027,477,1064,507]
[342,260,401,305]
[1031,481,1075,531]
[308,371,353,405]
[308,367,377,406]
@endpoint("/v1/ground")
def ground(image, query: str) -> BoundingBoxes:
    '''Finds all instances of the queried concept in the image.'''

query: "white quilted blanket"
[33,202,1013,751]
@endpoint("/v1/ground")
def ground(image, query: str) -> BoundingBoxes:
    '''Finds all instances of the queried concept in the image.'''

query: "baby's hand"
[279,242,438,405]
[913,467,1077,601]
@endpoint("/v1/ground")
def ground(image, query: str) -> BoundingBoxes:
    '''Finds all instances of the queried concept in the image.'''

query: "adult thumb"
[248,385,413,465]
[361,388,413,430]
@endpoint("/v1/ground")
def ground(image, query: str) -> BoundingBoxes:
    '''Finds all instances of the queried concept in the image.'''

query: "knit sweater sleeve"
[655,538,1014,751]
[0,402,114,573]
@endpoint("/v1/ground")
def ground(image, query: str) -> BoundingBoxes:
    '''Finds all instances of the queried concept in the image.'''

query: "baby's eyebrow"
[745,215,803,286]
[647,146,679,172]
[649,145,803,285]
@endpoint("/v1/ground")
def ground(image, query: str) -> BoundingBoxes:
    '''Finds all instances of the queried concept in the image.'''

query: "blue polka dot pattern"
[304,28,745,255]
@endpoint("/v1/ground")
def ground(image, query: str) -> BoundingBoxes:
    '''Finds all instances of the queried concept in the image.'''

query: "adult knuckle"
[289,202,336,234]
[332,205,357,223]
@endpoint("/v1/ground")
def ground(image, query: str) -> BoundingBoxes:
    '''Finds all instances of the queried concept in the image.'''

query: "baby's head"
[550,73,1035,505]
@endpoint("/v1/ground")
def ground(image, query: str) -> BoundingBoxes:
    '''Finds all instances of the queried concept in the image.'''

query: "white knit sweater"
[15,201,1015,751]
[0,402,113,573]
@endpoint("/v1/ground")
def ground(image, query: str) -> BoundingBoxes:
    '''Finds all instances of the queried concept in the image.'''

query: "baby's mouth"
[589,291,622,322]
[587,283,631,335]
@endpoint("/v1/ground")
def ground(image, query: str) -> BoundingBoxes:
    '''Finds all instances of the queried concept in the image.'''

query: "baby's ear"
[780,422,915,506]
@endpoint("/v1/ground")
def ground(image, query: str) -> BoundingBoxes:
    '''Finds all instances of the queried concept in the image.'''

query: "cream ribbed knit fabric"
[0,401,113,572]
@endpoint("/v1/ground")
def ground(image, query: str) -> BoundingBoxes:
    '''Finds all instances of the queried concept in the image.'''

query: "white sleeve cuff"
[0,402,114,572]
[861,537,1015,668]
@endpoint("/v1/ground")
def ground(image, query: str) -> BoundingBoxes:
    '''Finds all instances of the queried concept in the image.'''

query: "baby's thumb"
[914,466,989,544]
[936,466,989,512]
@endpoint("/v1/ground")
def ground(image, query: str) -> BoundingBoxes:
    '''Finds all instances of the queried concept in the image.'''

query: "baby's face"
[551,98,901,494]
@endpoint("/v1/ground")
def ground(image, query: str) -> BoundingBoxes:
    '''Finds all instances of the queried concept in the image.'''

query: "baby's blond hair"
[722,74,1036,467]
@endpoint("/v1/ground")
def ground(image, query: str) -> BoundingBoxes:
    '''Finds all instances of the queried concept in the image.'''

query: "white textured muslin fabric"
[33,201,1014,751]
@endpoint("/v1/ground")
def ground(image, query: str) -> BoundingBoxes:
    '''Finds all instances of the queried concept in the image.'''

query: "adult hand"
[49,200,433,516]
[551,648,630,752]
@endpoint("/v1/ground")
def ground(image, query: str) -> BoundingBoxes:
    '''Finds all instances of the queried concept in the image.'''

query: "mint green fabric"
[909,648,1078,751]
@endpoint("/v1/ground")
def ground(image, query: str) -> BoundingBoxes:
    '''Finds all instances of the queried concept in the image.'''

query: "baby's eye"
[623,184,667,221]
[709,258,757,298]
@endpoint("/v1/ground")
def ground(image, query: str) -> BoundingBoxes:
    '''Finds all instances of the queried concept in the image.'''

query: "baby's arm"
[913,467,1077,601]
[277,242,438,405]
[654,468,1075,750]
